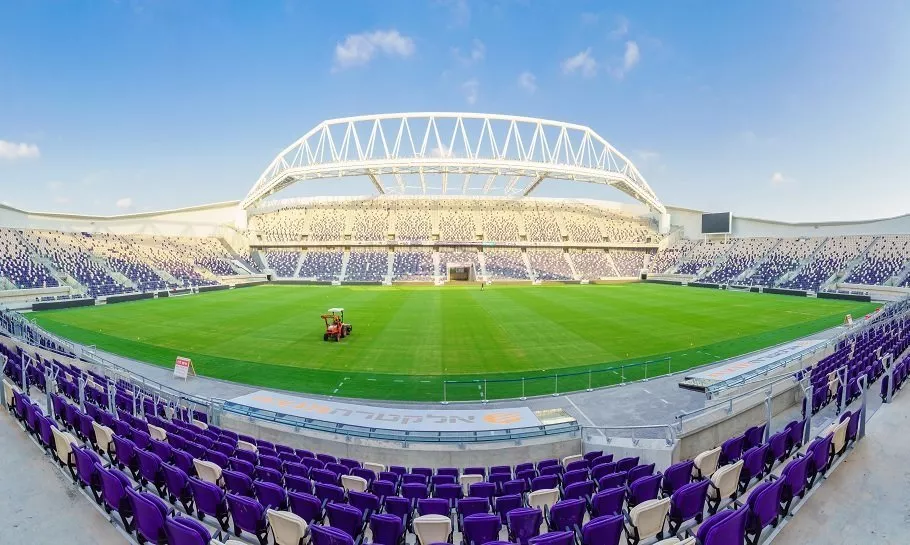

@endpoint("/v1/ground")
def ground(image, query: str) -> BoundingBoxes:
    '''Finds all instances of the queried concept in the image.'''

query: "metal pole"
[78,375,86,412]
[442,381,448,405]
[44,366,54,417]
[108,381,116,414]
[644,361,648,381]
[837,366,847,414]
[0,355,7,410]
[521,378,526,400]
[21,353,29,392]
[804,381,813,420]
[621,365,625,384]
[553,373,558,397]
[587,370,592,392]
[858,375,868,441]
[765,388,773,438]
[483,379,487,404]
[668,357,672,376]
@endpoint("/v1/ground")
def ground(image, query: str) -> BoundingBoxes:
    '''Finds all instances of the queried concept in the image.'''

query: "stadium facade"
[0,112,908,306]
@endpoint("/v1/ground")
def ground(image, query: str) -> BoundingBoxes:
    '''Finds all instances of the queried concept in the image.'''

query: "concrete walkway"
[0,409,125,545]
[774,386,910,545]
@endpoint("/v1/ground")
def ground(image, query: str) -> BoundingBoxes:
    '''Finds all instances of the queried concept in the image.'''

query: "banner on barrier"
[226,390,542,432]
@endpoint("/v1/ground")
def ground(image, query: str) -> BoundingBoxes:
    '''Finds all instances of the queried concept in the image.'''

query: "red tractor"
[322,307,352,342]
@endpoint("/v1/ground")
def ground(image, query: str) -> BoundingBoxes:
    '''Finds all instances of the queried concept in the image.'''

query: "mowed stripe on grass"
[31,283,880,400]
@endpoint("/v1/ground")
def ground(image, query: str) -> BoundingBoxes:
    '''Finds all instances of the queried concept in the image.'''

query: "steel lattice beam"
[242,113,665,213]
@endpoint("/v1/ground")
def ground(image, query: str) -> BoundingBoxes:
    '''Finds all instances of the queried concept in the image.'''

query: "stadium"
[3,108,910,545]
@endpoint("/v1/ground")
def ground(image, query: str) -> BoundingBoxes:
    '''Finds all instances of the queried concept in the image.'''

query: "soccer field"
[32,283,878,401]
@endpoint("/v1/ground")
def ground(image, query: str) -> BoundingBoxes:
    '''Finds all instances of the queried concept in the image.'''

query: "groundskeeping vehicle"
[321,307,353,341]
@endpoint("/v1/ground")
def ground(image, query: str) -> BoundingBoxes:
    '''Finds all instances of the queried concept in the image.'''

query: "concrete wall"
[582,435,676,470]
[667,205,910,239]
[0,201,240,237]
[222,412,582,468]
[0,286,72,307]
[676,381,803,461]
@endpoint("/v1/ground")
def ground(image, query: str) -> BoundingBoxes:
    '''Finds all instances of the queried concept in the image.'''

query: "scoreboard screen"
[701,212,732,234]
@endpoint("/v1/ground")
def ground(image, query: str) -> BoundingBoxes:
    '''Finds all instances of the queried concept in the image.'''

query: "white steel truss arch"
[241,112,665,213]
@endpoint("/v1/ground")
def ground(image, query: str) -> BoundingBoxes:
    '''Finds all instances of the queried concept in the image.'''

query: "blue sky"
[0,0,907,221]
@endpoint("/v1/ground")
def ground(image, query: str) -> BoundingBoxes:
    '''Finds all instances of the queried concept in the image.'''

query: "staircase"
[216,238,252,273]
[32,255,82,293]
[733,238,783,284]
[521,251,536,281]
[667,242,699,275]
[604,253,621,277]
[0,277,15,290]
[385,251,395,283]
[892,260,910,287]
[771,237,828,288]
[293,251,306,278]
[338,251,351,283]
[151,266,181,287]
[229,259,253,275]
[564,252,580,280]
[92,257,136,290]
[432,251,442,281]
[250,250,268,272]
[833,237,880,285]
[478,253,489,281]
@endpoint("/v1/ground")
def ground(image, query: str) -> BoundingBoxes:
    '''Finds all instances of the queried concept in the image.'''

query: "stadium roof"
[241,112,665,214]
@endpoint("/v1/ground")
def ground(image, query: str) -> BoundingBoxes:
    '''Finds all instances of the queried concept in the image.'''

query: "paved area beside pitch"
[0,410,125,545]
[84,325,846,429]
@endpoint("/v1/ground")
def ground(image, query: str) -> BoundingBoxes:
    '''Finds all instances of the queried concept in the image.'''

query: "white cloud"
[47,181,64,191]
[333,30,415,71]
[770,172,793,185]
[115,197,133,209]
[624,41,640,71]
[0,140,40,160]
[517,71,537,94]
[461,79,479,105]
[609,41,640,80]
[562,48,598,78]
[609,16,630,39]
[430,146,454,158]
[452,39,485,65]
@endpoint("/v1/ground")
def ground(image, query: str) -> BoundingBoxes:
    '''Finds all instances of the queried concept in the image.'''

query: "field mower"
[322,307,352,341]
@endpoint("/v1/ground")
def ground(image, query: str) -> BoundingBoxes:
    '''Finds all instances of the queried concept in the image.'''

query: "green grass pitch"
[32,283,879,401]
